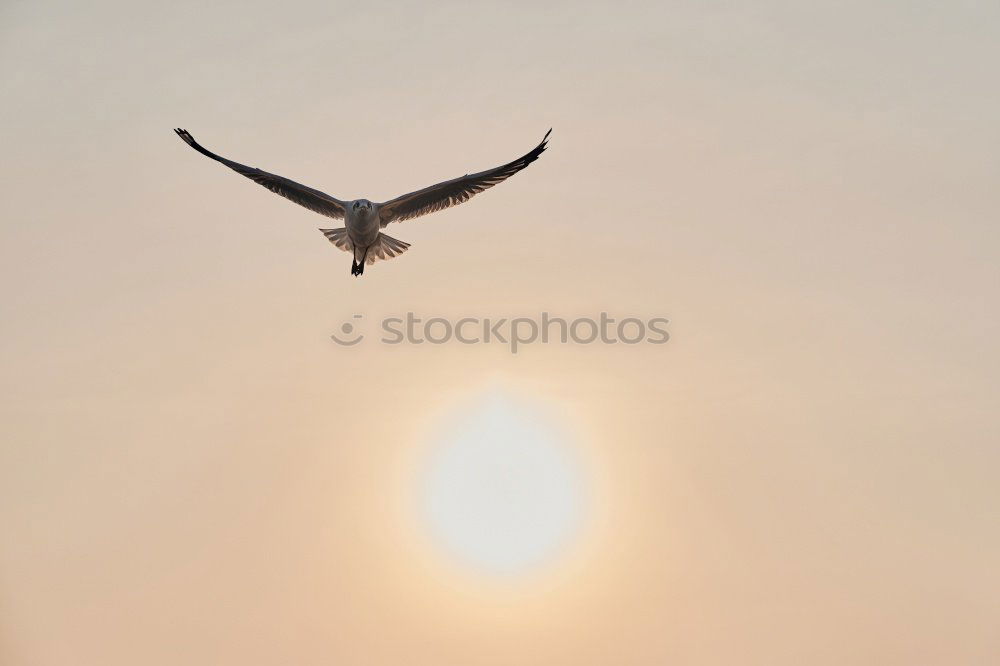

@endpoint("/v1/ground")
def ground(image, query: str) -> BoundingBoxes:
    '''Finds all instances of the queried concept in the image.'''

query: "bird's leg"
[357,247,369,276]
[351,259,360,276]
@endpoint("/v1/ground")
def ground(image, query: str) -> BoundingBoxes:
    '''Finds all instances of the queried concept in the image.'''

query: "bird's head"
[352,199,373,216]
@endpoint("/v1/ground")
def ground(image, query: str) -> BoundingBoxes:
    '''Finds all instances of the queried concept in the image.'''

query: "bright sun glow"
[421,392,585,576]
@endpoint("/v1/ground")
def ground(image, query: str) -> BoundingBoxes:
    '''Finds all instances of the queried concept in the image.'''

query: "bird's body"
[344,200,380,269]
[174,128,551,276]
[347,201,380,249]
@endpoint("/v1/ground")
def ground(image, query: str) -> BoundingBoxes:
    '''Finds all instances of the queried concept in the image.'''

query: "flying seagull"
[174,128,551,276]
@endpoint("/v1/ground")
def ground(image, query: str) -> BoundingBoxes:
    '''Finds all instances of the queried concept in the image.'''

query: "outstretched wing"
[377,129,551,225]
[174,129,346,220]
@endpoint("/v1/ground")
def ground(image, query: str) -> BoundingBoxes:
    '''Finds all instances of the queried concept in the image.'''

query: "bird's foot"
[351,260,360,276]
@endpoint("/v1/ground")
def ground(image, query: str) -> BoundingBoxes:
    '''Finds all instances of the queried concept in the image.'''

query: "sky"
[1,1,999,664]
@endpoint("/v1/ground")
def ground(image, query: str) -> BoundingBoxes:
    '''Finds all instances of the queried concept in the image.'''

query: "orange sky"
[1,1,999,664]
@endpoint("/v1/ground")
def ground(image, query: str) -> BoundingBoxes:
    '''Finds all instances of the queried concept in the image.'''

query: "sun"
[420,392,585,576]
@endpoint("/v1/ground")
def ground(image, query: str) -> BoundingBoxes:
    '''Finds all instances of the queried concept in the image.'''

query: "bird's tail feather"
[365,232,411,264]
[320,228,353,252]
[319,229,411,265]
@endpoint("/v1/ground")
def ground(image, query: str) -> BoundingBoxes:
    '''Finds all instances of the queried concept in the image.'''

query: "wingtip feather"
[174,128,196,146]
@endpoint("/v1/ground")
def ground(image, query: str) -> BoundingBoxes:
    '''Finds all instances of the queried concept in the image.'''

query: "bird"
[173,128,551,276]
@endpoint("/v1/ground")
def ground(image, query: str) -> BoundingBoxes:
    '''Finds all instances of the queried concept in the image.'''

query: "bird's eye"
[353,202,359,209]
